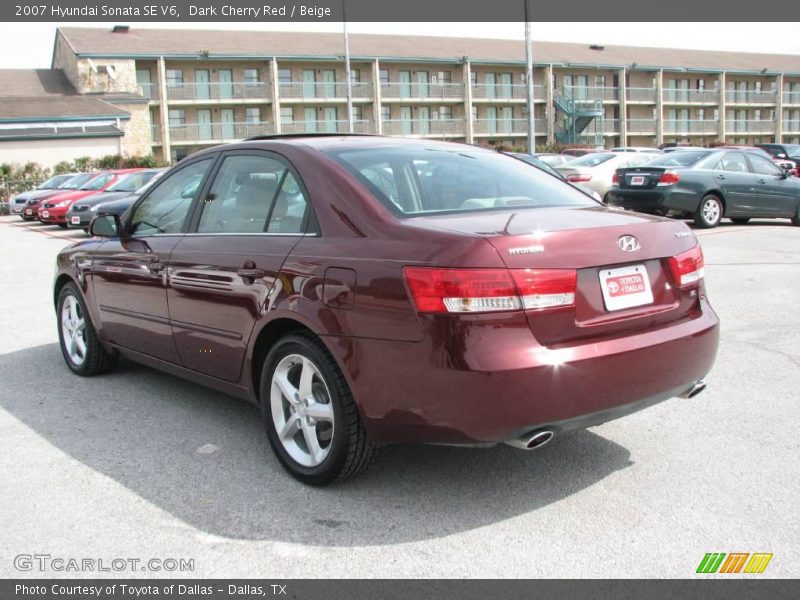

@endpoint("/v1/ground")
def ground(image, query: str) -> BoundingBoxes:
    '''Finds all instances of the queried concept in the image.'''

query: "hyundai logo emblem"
[618,235,641,252]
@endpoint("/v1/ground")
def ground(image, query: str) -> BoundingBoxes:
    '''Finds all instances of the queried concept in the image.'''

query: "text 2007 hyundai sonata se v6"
[53,136,719,485]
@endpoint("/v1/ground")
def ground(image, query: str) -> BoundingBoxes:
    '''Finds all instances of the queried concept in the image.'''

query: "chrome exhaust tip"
[680,380,707,399]
[505,429,555,450]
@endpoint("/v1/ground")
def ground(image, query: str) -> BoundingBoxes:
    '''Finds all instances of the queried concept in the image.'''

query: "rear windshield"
[61,173,95,189]
[327,146,596,216]
[106,170,160,193]
[645,151,709,167]
[567,153,615,167]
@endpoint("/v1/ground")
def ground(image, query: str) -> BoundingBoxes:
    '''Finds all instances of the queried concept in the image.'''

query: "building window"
[379,69,389,86]
[350,69,361,83]
[278,69,292,84]
[381,106,391,121]
[471,106,478,121]
[245,107,261,124]
[696,79,705,91]
[351,105,363,121]
[438,106,453,120]
[280,107,294,125]
[168,109,185,127]
[470,72,477,86]
[433,71,452,84]
[166,69,183,87]
[244,69,260,85]
[754,81,762,93]
[698,109,705,121]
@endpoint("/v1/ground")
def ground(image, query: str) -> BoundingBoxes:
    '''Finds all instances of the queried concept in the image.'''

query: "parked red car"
[40,169,142,227]
[54,136,719,485]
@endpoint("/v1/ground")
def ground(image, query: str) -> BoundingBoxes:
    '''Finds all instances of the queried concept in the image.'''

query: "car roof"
[188,135,495,158]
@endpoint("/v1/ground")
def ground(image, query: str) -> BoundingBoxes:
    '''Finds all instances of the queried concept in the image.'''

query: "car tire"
[260,332,377,485]
[57,282,118,376]
[694,194,723,228]
[730,217,750,225]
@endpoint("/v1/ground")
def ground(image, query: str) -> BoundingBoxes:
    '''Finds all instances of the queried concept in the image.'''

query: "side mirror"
[89,214,120,237]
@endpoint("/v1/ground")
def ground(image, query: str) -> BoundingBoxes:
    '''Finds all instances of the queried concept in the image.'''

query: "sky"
[0,22,798,69]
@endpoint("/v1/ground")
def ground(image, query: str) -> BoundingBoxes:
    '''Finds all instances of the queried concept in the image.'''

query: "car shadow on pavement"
[0,343,633,546]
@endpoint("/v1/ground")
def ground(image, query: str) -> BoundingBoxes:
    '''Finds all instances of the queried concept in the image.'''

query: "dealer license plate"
[599,264,654,311]
[71,216,81,224]
[41,210,49,218]
[630,175,646,186]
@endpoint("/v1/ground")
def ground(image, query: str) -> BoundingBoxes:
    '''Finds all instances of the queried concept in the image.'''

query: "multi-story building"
[48,26,800,163]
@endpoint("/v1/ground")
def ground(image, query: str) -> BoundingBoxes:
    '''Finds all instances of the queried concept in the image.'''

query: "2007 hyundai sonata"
[53,135,719,485]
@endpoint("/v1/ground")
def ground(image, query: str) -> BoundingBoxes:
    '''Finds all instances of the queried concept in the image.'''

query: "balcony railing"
[382,118,465,136]
[626,119,657,134]
[280,120,374,134]
[725,90,777,104]
[278,82,373,100]
[663,120,720,134]
[784,91,800,105]
[138,82,158,101]
[782,121,800,134]
[169,121,274,143]
[471,84,545,101]
[472,118,546,135]
[165,82,272,102]
[726,120,775,134]
[560,86,620,102]
[626,88,657,103]
[663,89,719,104]
[381,83,465,100]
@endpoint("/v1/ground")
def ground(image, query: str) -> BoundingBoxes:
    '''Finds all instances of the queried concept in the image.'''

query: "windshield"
[80,173,114,191]
[327,146,596,216]
[567,153,616,167]
[61,173,95,189]
[106,171,160,193]
[39,174,73,189]
[784,144,800,154]
[645,151,710,167]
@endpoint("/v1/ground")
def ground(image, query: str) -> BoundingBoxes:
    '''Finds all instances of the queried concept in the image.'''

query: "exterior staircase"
[554,89,604,146]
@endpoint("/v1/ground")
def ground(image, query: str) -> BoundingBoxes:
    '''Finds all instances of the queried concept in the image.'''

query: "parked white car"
[555,151,660,199]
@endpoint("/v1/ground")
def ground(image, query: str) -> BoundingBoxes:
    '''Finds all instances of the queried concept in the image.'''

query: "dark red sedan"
[53,136,719,485]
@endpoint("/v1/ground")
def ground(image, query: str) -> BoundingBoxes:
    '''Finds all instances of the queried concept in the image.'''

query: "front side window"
[197,154,308,234]
[749,155,782,176]
[131,159,213,236]
[327,146,595,216]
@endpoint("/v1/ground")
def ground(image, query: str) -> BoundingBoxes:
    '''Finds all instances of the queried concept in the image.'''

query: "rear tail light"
[510,269,577,310]
[611,172,620,186]
[404,267,577,314]
[667,245,705,288]
[567,174,592,183]
[657,170,680,186]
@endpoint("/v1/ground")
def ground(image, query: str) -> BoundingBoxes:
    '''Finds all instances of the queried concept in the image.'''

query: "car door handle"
[756,178,767,184]
[237,268,265,283]
[147,262,166,273]
[715,174,726,180]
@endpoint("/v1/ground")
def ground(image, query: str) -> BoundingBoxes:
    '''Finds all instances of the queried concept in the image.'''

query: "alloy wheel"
[60,295,87,366]
[270,354,335,467]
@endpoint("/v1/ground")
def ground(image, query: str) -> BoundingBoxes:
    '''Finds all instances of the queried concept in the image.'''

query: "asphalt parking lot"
[0,215,798,578]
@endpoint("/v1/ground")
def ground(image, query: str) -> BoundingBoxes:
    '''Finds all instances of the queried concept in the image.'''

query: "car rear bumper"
[339,298,719,445]
[607,188,700,214]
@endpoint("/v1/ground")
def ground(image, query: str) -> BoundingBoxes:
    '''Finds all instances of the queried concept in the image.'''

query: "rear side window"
[327,146,595,216]
[197,154,308,234]
[717,152,750,173]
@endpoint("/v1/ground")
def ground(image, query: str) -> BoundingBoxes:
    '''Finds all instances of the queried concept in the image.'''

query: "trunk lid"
[410,206,702,346]
[614,166,668,190]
